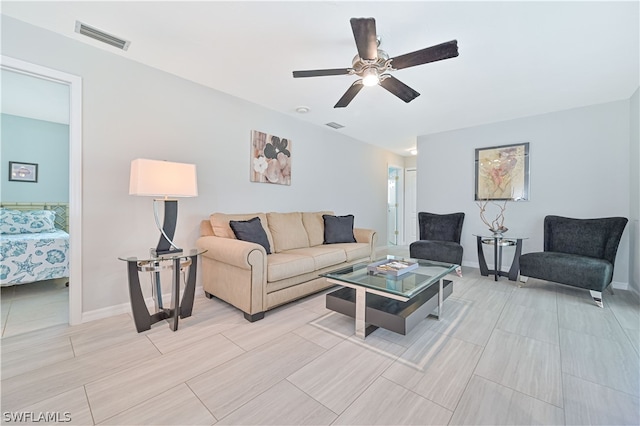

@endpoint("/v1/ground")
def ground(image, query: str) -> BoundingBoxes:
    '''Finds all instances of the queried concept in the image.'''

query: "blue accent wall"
[1,113,69,202]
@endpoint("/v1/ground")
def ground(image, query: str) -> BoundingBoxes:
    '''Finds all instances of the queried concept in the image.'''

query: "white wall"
[2,15,403,314]
[629,88,639,294]
[404,156,417,169]
[417,100,633,287]
[1,113,70,202]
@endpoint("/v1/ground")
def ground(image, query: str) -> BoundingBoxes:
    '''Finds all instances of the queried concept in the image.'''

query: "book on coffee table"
[367,259,419,276]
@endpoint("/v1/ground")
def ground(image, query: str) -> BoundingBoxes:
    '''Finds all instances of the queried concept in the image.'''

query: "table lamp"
[129,159,198,256]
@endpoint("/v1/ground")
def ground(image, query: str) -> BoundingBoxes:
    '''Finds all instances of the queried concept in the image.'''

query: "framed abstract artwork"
[8,161,38,183]
[475,142,529,201]
[250,130,291,186]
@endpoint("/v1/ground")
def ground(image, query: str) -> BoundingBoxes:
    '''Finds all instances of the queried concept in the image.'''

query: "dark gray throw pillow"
[229,217,271,254]
[323,214,357,244]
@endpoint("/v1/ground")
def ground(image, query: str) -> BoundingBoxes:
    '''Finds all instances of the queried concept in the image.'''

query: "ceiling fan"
[292,17,459,108]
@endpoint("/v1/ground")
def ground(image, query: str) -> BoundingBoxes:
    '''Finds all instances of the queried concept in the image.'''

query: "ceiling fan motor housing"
[291,17,459,108]
[351,49,391,76]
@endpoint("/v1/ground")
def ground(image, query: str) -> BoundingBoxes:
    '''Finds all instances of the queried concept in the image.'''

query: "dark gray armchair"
[409,212,465,266]
[519,215,628,308]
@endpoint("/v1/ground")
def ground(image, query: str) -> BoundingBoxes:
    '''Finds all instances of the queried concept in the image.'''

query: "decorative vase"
[489,226,508,236]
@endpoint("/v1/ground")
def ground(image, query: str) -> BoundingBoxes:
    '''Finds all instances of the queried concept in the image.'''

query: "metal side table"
[474,235,527,281]
[118,248,205,332]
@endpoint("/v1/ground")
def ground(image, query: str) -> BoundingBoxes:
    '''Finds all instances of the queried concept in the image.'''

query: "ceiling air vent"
[325,122,345,129]
[75,21,130,51]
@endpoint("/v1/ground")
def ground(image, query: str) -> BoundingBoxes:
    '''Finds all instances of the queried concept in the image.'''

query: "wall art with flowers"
[250,130,291,186]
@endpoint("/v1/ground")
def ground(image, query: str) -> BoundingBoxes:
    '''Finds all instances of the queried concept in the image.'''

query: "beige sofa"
[196,211,377,321]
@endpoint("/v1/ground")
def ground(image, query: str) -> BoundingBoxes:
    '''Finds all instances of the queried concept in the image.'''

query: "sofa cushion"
[267,212,310,252]
[323,214,356,244]
[210,212,274,250]
[302,211,333,247]
[229,217,271,254]
[267,252,315,282]
[324,242,371,262]
[284,246,346,270]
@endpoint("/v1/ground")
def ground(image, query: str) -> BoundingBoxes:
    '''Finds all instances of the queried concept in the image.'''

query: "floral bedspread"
[0,230,70,286]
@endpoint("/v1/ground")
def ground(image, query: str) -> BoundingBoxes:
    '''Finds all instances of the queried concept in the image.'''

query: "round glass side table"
[473,235,527,281]
[118,248,206,332]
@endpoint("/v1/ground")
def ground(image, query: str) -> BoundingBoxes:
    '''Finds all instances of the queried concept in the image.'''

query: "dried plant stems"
[476,199,508,231]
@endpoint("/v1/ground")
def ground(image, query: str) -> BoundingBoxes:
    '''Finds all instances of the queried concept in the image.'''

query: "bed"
[0,202,70,286]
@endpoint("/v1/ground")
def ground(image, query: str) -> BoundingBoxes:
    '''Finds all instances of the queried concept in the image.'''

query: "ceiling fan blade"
[390,40,459,70]
[350,18,378,61]
[293,68,352,78]
[334,80,364,108]
[379,76,420,103]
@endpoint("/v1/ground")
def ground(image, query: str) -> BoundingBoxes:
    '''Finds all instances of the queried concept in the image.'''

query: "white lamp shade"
[129,159,198,197]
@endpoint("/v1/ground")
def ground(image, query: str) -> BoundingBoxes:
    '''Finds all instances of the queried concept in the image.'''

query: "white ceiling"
[2,1,638,155]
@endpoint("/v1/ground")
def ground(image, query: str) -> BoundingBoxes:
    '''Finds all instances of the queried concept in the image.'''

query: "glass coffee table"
[322,256,458,339]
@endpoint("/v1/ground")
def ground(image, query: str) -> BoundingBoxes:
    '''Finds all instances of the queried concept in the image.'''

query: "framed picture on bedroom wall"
[475,142,529,201]
[8,161,38,183]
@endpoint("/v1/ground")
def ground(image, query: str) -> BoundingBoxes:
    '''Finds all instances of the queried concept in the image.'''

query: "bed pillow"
[229,216,272,254]
[0,209,57,234]
[323,214,357,244]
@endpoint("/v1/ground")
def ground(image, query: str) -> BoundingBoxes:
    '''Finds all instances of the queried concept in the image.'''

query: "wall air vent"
[325,122,345,129]
[75,21,130,51]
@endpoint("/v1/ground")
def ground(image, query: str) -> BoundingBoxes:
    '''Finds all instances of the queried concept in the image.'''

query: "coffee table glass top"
[321,255,457,299]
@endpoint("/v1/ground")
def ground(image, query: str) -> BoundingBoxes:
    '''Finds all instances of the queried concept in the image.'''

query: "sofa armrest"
[196,235,266,269]
[354,228,376,244]
[354,228,377,260]
[196,235,267,316]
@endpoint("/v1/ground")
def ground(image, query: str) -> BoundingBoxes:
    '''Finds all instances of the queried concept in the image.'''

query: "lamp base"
[154,199,181,255]
[151,247,183,257]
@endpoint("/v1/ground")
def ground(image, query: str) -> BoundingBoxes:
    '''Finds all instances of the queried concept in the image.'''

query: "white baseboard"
[81,301,132,323]
[462,261,631,290]
[80,285,204,324]
[611,281,629,290]
[462,260,480,270]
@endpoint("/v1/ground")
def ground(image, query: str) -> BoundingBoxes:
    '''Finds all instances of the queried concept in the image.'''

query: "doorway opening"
[1,56,83,334]
[404,168,417,244]
[387,165,404,246]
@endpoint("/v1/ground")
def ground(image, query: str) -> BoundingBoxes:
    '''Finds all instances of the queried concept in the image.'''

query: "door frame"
[387,164,405,245]
[404,167,417,244]
[1,55,83,325]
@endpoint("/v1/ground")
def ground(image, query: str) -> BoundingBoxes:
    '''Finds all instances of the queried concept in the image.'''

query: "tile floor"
[1,248,639,425]
[1,278,69,338]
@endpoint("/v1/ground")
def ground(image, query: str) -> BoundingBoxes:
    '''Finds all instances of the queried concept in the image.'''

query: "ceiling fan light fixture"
[361,68,379,87]
[291,17,459,108]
